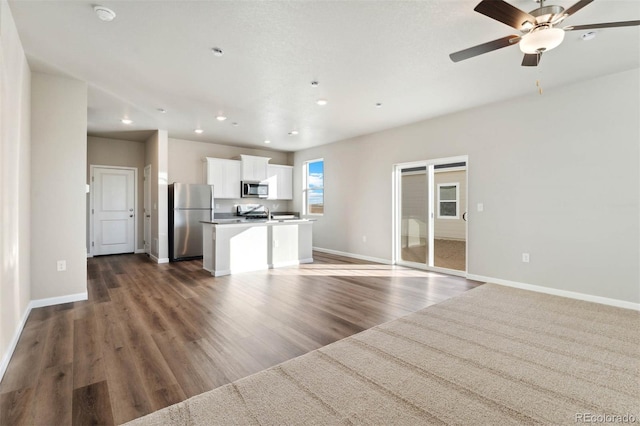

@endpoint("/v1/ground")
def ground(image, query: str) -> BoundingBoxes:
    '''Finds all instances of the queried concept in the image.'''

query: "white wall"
[145,130,169,262]
[294,69,640,304]
[87,136,145,252]
[30,72,88,299]
[0,0,31,378]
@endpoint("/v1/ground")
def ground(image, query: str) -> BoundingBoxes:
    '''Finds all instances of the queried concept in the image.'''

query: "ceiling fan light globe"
[519,27,565,54]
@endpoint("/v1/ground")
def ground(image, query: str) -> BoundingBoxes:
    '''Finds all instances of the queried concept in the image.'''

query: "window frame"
[436,182,459,220]
[303,158,324,216]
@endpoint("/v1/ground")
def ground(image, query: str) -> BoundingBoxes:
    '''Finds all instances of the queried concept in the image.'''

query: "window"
[303,159,324,215]
[437,183,459,219]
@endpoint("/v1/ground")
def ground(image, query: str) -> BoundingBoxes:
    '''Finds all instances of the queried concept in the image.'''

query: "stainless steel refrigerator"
[168,183,214,261]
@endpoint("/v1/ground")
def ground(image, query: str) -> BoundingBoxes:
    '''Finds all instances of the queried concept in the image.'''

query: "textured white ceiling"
[8,0,640,151]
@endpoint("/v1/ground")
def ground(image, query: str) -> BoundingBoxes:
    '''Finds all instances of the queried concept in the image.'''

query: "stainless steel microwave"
[241,181,268,198]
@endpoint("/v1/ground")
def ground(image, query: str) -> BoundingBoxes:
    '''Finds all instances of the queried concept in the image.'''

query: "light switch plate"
[477,203,484,212]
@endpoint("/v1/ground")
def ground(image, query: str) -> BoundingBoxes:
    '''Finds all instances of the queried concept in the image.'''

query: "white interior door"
[93,167,135,255]
[144,164,151,254]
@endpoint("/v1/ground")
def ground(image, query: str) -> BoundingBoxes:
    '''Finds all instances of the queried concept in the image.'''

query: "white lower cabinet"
[204,157,241,199]
[267,164,293,200]
[202,221,313,277]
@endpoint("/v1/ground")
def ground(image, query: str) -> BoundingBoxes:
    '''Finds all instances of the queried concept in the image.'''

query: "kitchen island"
[201,219,313,276]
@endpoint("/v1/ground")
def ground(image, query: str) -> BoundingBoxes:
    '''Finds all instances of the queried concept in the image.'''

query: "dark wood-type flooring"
[0,251,481,425]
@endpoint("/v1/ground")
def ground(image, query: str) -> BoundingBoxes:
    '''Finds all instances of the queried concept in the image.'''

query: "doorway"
[90,165,137,256]
[393,156,468,275]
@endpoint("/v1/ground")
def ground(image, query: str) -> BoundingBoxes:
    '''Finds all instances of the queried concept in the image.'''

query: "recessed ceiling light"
[311,81,319,87]
[264,140,271,144]
[121,118,132,124]
[157,108,167,113]
[194,129,204,134]
[316,99,328,106]
[212,47,224,57]
[216,115,227,121]
[288,130,299,136]
[94,5,116,22]
[375,103,382,108]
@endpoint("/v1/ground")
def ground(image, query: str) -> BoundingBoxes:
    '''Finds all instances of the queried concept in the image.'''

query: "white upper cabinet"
[204,157,241,199]
[267,164,293,200]
[239,155,270,182]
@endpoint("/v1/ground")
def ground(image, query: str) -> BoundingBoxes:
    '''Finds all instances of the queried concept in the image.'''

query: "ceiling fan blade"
[565,20,640,31]
[450,35,520,62]
[474,0,536,30]
[522,53,542,67]
[563,0,594,17]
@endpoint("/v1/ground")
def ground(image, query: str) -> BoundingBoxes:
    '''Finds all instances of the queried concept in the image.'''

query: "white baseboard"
[0,302,32,383]
[86,252,93,258]
[149,254,170,264]
[312,247,391,265]
[134,249,145,254]
[467,274,640,311]
[30,292,88,309]
[0,291,88,382]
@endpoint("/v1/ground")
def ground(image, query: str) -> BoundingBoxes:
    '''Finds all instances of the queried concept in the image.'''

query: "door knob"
[130,214,134,218]
[129,208,134,211]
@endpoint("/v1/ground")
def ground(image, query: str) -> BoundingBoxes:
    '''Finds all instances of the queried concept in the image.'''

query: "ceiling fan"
[450,0,640,66]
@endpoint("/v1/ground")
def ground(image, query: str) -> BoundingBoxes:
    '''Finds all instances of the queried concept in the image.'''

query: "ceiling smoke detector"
[94,6,116,22]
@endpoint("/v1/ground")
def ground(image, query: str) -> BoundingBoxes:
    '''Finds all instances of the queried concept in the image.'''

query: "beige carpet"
[125,284,640,425]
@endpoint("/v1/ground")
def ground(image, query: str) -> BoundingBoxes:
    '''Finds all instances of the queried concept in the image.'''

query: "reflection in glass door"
[433,164,467,271]
[394,157,468,275]
[399,166,429,266]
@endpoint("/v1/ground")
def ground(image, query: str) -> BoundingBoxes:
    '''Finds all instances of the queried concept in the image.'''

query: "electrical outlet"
[477,203,484,212]
[522,253,530,263]
[215,203,220,209]
[57,260,66,271]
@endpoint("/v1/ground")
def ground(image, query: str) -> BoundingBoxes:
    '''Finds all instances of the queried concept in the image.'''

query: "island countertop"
[201,218,313,226]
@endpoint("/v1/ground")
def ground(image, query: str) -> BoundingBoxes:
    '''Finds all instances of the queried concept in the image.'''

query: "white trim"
[134,248,145,254]
[214,269,231,277]
[0,303,32,382]
[467,274,640,311]
[30,292,88,309]
[150,254,170,264]
[313,247,392,265]
[86,252,93,258]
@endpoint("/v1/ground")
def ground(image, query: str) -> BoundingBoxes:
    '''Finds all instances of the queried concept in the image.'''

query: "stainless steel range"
[236,204,269,220]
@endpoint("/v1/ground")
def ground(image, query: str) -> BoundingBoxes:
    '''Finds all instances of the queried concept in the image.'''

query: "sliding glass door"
[394,156,468,275]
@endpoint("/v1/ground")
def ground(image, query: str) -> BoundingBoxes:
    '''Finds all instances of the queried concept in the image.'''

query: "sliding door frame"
[392,155,469,277]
